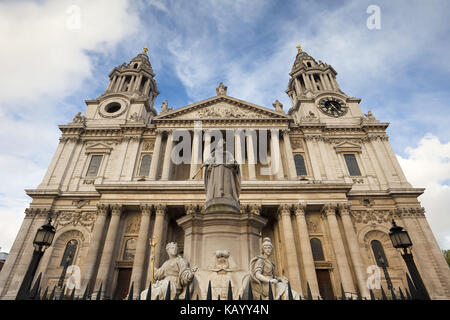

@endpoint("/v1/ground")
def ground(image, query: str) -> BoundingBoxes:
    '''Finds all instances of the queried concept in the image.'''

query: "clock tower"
[286,45,364,125]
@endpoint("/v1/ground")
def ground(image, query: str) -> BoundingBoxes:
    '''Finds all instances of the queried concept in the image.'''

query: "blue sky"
[0,0,449,252]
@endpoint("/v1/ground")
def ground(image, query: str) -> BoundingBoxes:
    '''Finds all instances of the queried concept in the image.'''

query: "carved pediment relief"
[154,96,289,121]
[334,141,362,153]
[85,142,113,154]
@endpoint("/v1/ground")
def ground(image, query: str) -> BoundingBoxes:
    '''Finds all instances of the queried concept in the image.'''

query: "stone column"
[322,203,355,296]
[309,74,316,91]
[246,132,256,180]
[80,204,109,293]
[282,130,297,180]
[270,130,284,180]
[302,74,312,90]
[278,204,303,294]
[128,76,136,92]
[0,209,36,297]
[338,203,370,298]
[190,128,201,180]
[134,74,143,92]
[326,73,334,90]
[161,130,173,180]
[234,130,245,175]
[129,204,152,296]
[96,204,123,298]
[149,130,163,180]
[145,204,166,288]
[293,203,320,297]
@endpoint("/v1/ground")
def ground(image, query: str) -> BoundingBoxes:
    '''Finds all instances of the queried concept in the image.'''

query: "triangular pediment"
[154,95,289,121]
[85,142,113,154]
[334,141,362,153]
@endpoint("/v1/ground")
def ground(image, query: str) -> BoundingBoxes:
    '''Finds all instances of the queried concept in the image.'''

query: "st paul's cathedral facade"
[0,45,449,300]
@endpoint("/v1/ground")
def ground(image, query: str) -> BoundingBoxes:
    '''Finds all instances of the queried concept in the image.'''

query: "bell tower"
[83,47,159,125]
[286,45,364,124]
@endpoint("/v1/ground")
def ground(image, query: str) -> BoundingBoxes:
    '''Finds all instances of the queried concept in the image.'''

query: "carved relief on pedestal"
[351,209,393,225]
[142,140,155,151]
[125,212,141,234]
[55,211,96,231]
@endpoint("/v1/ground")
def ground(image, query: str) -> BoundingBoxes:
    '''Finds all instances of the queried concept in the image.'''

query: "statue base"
[176,212,267,299]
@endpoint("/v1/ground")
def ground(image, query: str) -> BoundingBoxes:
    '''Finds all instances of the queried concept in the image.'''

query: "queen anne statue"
[140,242,198,300]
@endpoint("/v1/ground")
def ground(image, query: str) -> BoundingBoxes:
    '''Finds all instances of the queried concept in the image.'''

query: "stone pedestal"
[177,212,267,298]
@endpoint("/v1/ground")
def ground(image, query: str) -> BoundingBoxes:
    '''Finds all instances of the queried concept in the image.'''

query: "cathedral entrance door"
[316,269,334,299]
[114,268,132,300]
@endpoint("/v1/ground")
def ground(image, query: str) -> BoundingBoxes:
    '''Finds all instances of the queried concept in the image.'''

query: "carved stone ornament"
[71,112,86,125]
[56,211,96,230]
[360,110,380,124]
[290,137,304,149]
[351,209,393,225]
[142,140,155,151]
[72,200,90,208]
[129,112,145,123]
[272,100,283,112]
[184,103,261,119]
[125,213,141,234]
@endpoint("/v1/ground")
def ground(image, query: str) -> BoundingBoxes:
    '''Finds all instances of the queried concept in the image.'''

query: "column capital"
[321,203,337,216]
[111,204,123,216]
[293,203,307,216]
[140,204,153,216]
[249,204,262,215]
[184,204,199,215]
[155,204,167,216]
[277,204,292,217]
[337,202,352,216]
[155,128,165,135]
[240,204,248,214]
[96,204,109,216]
[281,128,291,136]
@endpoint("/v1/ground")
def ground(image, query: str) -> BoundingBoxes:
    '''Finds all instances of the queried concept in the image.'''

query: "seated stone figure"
[242,237,301,300]
[140,242,198,300]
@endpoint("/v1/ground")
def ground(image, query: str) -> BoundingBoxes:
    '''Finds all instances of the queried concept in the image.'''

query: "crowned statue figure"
[202,149,241,214]
[242,237,301,300]
[140,242,198,300]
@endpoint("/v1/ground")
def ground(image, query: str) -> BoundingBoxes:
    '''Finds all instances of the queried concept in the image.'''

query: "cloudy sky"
[0,0,449,253]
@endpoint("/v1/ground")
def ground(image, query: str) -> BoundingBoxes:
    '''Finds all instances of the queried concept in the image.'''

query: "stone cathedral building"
[0,46,449,300]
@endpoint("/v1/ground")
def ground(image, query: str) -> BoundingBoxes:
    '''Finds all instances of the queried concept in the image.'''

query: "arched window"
[371,240,389,267]
[60,239,78,267]
[138,155,152,176]
[294,154,307,176]
[123,238,136,261]
[310,238,325,261]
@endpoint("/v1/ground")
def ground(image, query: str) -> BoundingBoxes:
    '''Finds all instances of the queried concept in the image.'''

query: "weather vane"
[296,44,302,52]
[143,46,149,54]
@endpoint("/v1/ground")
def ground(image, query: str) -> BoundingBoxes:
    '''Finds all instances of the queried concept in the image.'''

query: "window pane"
[294,154,307,176]
[60,239,78,266]
[310,238,325,261]
[138,155,152,176]
[123,238,136,261]
[371,240,389,267]
[344,154,361,176]
[86,155,102,176]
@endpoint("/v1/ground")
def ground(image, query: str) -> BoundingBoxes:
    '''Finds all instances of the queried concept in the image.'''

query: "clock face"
[318,97,348,117]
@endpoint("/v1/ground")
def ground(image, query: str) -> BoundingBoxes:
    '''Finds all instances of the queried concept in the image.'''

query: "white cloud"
[397,134,450,250]
[0,0,140,252]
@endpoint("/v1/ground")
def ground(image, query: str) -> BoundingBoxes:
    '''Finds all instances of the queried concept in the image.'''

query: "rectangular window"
[86,155,102,176]
[294,154,307,176]
[138,155,152,176]
[344,154,361,176]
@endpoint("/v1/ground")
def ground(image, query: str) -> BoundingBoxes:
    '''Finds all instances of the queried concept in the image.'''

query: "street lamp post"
[389,219,430,300]
[16,218,56,300]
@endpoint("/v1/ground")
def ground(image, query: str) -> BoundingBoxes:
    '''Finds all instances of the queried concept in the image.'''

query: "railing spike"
[287,281,293,300]
[165,281,171,300]
[82,283,90,300]
[247,280,253,300]
[356,286,362,300]
[146,283,152,300]
[29,273,42,300]
[380,286,387,300]
[399,287,406,300]
[96,283,102,300]
[206,280,212,300]
[340,284,346,300]
[49,286,56,300]
[41,287,49,301]
[369,288,375,300]
[185,282,191,300]
[306,282,312,300]
[59,285,66,300]
[268,282,274,300]
[69,287,75,300]
[406,273,417,300]
[227,281,233,300]
[128,282,134,300]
